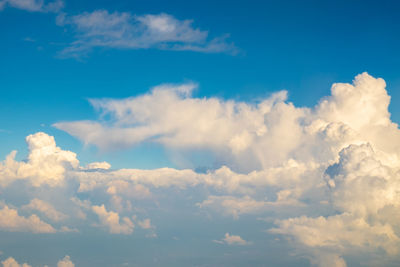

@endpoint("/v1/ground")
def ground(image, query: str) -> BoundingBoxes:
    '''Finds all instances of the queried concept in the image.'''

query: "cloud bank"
[1,255,74,267]
[1,73,400,266]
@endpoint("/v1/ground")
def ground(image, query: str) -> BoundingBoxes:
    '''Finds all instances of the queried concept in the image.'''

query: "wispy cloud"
[56,10,238,57]
[0,0,63,12]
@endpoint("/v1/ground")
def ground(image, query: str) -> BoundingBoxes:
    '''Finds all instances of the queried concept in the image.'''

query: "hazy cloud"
[0,0,63,12]
[56,10,238,57]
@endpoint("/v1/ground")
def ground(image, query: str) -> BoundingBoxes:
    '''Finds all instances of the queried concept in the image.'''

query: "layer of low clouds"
[1,255,74,267]
[1,73,400,266]
[56,10,238,57]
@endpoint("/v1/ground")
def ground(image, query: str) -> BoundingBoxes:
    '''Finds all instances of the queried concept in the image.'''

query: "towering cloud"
[1,73,400,266]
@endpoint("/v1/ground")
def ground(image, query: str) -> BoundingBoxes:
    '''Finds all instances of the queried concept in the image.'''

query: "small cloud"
[0,0,64,13]
[60,226,79,233]
[57,255,75,267]
[92,205,134,234]
[2,257,32,267]
[0,205,56,233]
[23,37,36,42]
[137,218,152,229]
[22,198,68,222]
[213,233,251,246]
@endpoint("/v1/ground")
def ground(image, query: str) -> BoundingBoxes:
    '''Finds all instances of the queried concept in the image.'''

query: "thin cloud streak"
[56,10,238,58]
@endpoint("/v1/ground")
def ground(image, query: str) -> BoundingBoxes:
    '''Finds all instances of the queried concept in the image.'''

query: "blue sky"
[1,0,400,266]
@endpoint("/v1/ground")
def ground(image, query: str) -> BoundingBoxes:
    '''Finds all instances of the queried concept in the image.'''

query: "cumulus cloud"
[1,255,74,267]
[1,257,31,267]
[0,205,56,233]
[52,72,400,265]
[213,233,251,246]
[92,204,134,234]
[54,73,400,171]
[57,255,74,267]
[22,198,68,222]
[55,10,237,57]
[0,132,79,187]
[0,0,63,12]
[2,73,400,265]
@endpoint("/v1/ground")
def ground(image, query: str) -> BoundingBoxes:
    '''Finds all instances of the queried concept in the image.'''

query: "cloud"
[1,255,74,267]
[1,257,31,267]
[198,195,303,219]
[56,10,237,57]
[1,73,400,265]
[92,204,134,234]
[213,233,251,246]
[84,161,111,170]
[0,0,63,12]
[0,132,79,187]
[22,198,68,222]
[52,72,400,266]
[0,205,56,233]
[54,73,400,172]
[137,218,152,229]
[57,255,74,267]
[269,142,400,266]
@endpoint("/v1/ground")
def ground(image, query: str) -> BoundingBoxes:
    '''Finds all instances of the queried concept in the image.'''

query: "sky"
[1,0,400,266]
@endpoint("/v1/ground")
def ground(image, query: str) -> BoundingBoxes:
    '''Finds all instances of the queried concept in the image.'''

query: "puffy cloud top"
[1,73,400,266]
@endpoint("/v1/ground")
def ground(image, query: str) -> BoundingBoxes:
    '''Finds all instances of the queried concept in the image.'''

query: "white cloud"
[106,181,151,200]
[213,233,251,246]
[0,132,79,187]
[198,195,304,219]
[1,73,400,265]
[52,73,400,266]
[92,204,134,234]
[1,255,74,267]
[198,195,269,219]
[57,255,74,267]
[0,205,56,233]
[84,161,111,170]
[0,0,63,12]
[22,198,68,222]
[1,257,31,267]
[54,73,400,173]
[56,10,237,57]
